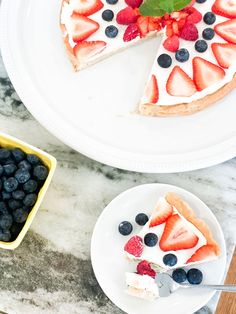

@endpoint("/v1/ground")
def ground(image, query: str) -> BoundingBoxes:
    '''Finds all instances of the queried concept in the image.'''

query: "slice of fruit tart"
[119,192,221,299]
[60,0,236,116]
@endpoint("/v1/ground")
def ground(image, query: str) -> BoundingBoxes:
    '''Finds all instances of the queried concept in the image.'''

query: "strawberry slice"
[214,19,236,44]
[166,66,197,97]
[163,35,180,52]
[71,13,99,42]
[73,41,106,60]
[212,0,236,18]
[123,24,140,42]
[187,244,218,263]
[159,214,199,251]
[73,0,104,16]
[124,236,143,257]
[212,43,236,69]
[137,16,149,37]
[193,57,225,91]
[144,74,159,104]
[149,198,173,227]
[116,7,139,25]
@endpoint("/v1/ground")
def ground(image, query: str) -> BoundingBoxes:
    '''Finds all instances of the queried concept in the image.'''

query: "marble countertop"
[0,50,235,314]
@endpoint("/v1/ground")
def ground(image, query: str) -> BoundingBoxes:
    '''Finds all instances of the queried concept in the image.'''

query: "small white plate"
[91,184,226,314]
[1,0,236,173]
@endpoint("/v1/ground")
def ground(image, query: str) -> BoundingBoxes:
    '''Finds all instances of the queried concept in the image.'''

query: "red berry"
[116,7,139,25]
[187,8,202,24]
[123,24,140,42]
[124,235,143,257]
[180,23,198,41]
[125,0,143,8]
[137,260,156,278]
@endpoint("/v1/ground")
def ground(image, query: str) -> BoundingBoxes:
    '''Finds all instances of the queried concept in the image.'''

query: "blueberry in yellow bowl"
[0,132,57,250]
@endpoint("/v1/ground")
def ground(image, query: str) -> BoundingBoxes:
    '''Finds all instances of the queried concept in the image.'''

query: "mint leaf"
[140,0,192,17]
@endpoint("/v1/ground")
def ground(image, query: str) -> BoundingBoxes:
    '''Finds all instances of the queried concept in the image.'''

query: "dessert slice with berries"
[123,193,221,270]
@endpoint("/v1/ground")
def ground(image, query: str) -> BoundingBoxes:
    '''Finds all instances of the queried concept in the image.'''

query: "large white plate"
[1,0,236,173]
[91,184,226,314]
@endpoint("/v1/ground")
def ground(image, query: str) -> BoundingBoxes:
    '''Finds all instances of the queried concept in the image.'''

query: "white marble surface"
[0,47,235,314]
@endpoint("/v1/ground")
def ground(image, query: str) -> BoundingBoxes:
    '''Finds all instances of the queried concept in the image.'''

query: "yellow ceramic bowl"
[0,131,57,250]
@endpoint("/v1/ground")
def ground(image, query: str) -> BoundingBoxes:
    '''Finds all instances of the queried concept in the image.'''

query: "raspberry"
[163,35,180,52]
[116,7,139,25]
[180,23,198,41]
[123,24,140,42]
[124,236,143,257]
[137,260,156,278]
[125,0,143,8]
[187,8,202,24]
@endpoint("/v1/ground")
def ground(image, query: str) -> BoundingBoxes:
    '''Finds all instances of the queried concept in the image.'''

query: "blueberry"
[33,165,48,181]
[195,40,208,52]
[0,180,2,191]
[144,233,158,247]
[0,149,11,161]
[105,25,118,38]
[4,177,18,192]
[175,48,189,62]
[18,160,31,171]
[0,214,13,230]
[2,157,15,165]
[3,164,17,176]
[23,193,37,207]
[10,222,24,240]
[12,148,25,162]
[23,179,38,193]
[0,229,11,242]
[27,154,40,165]
[102,9,114,21]
[0,202,8,214]
[163,254,177,266]
[187,268,203,285]
[202,28,215,40]
[12,208,28,223]
[157,54,172,68]
[196,0,206,2]
[203,12,216,25]
[135,213,149,226]
[118,221,133,235]
[15,169,30,184]
[172,268,187,283]
[0,165,3,177]
[1,191,11,200]
[106,0,118,4]
[8,199,22,211]
[12,190,25,200]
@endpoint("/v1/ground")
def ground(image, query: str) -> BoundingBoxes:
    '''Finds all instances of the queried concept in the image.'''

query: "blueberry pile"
[172,268,203,285]
[0,147,49,242]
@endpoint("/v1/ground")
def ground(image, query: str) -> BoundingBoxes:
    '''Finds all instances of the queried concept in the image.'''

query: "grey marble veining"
[0,50,235,314]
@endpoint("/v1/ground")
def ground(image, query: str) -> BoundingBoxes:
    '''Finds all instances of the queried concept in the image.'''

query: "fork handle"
[180,284,236,292]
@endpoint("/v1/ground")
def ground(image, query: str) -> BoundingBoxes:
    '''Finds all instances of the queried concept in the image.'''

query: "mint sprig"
[139,0,192,17]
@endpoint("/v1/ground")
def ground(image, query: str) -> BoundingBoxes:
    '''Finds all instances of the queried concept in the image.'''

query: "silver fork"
[155,273,236,297]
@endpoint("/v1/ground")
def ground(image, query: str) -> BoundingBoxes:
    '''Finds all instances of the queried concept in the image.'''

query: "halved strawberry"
[212,0,236,18]
[73,0,104,16]
[149,198,173,227]
[116,7,139,25]
[73,41,106,60]
[193,57,225,91]
[71,13,99,42]
[214,19,236,44]
[159,214,199,251]
[187,244,218,263]
[144,74,159,104]
[124,236,143,257]
[137,16,149,37]
[123,24,140,42]
[166,66,197,97]
[212,43,236,69]
[163,35,180,52]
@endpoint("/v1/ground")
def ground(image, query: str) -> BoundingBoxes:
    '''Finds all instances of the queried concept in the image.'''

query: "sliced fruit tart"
[60,0,236,116]
[118,192,221,300]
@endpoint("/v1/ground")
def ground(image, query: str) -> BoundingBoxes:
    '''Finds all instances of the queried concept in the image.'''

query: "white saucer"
[91,183,226,314]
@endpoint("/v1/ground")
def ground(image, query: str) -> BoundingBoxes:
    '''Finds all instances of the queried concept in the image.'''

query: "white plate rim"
[91,183,227,314]
[1,0,236,173]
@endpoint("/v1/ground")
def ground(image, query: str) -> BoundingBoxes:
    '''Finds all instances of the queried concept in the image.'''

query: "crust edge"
[139,74,236,117]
